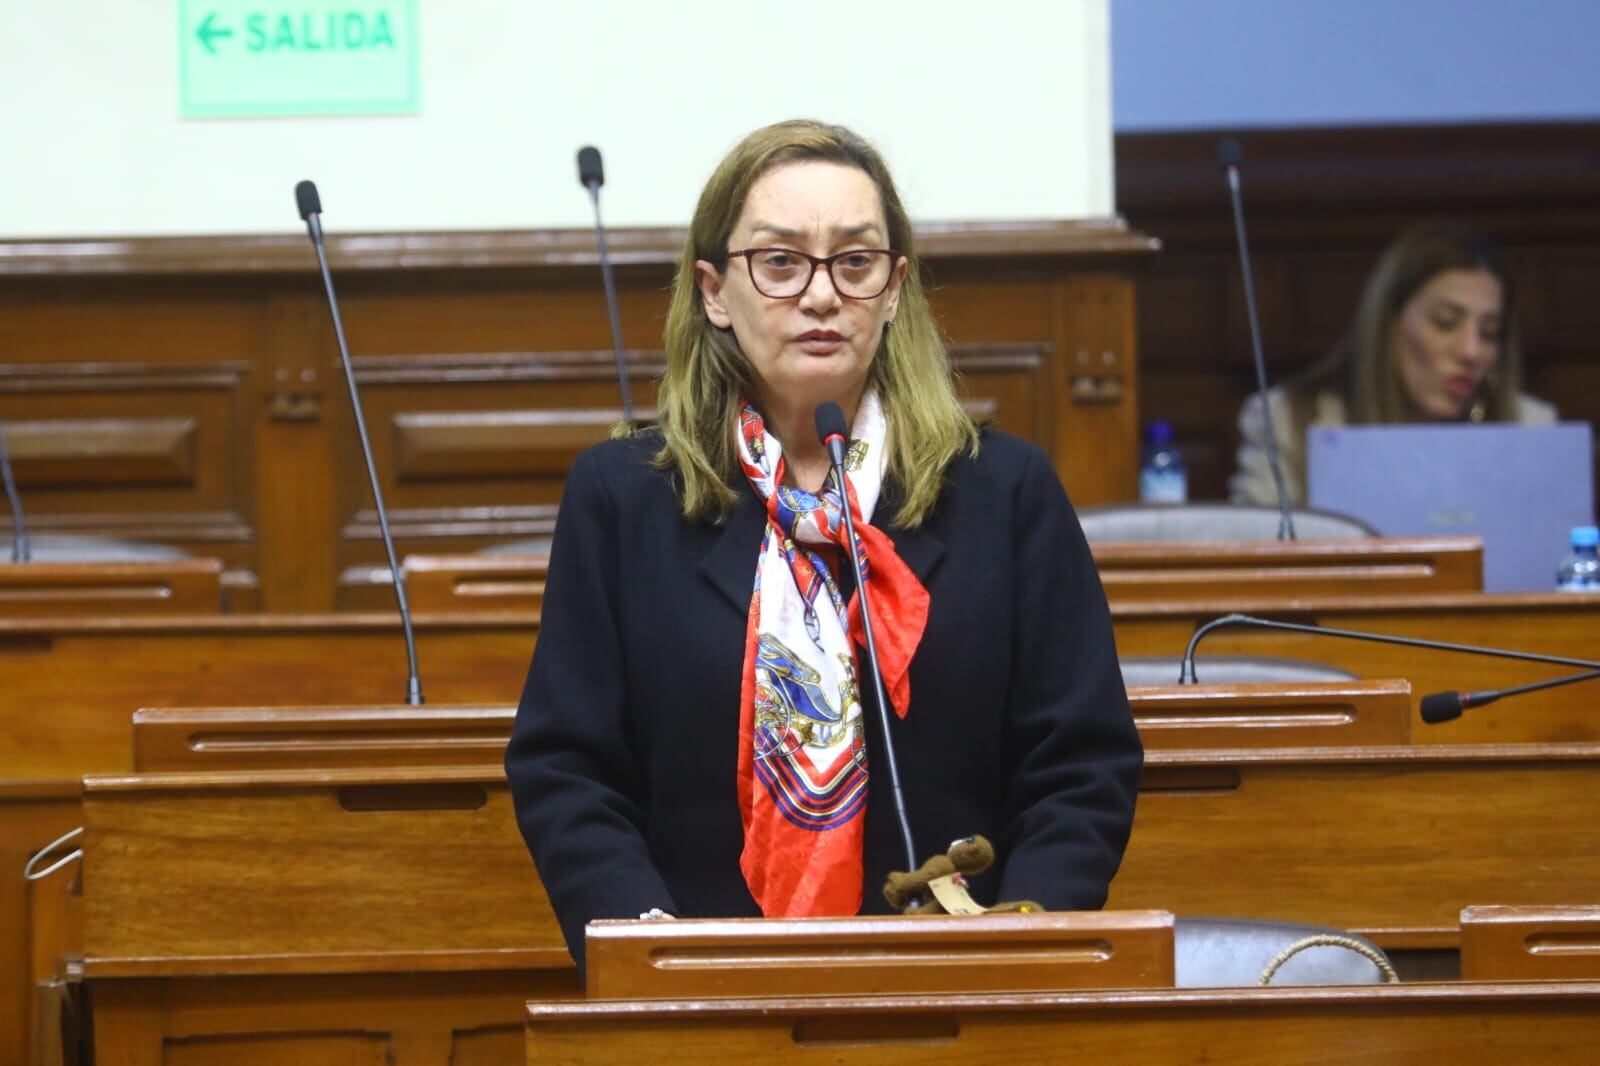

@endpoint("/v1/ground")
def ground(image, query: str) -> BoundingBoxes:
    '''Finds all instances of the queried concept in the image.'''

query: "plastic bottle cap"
[1146,421,1175,445]
[1573,526,1600,549]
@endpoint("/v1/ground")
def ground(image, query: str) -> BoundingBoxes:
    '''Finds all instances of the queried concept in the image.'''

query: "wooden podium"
[525,913,1600,1064]
[584,912,1175,1000]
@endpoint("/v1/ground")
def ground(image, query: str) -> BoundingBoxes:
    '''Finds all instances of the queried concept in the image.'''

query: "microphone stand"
[296,181,424,706]
[0,411,29,562]
[1179,612,1600,684]
[1220,138,1296,541]
[1422,667,1600,723]
[820,421,918,878]
[577,147,636,426]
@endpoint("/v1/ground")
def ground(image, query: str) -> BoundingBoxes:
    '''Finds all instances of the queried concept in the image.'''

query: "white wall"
[1112,0,1600,131]
[0,1,1113,239]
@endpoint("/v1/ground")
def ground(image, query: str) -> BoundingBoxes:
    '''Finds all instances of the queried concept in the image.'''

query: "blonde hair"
[649,119,977,527]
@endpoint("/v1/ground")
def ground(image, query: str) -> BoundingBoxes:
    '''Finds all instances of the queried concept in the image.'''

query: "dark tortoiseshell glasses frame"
[725,247,904,300]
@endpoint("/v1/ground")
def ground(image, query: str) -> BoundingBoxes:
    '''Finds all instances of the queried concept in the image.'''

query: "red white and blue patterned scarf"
[734,391,929,916]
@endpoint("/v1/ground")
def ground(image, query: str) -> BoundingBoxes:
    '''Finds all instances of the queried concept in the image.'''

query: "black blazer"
[506,427,1142,968]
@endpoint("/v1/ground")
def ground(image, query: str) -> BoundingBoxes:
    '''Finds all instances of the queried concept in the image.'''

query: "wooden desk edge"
[83,946,572,979]
[525,979,1600,1020]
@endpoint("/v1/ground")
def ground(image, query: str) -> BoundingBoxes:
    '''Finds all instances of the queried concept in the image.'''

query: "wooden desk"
[1461,905,1600,981]
[82,766,577,1066]
[0,610,537,777]
[1094,535,1482,603]
[404,555,547,614]
[525,982,1600,1064]
[0,558,223,616]
[3,593,1599,781]
[131,703,516,772]
[360,535,1483,615]
[1129,679,1412,750]
[71,696,1600,1063]
[124,680,1414,767]
[1113,592,1600,744]
[1113,743,1600,948]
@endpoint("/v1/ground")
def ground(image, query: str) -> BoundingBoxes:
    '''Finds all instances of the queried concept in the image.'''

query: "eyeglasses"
[726,247,903,300]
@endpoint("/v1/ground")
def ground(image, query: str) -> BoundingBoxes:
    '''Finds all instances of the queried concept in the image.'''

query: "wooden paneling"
[0,355,257,595]
[1117,121,1600,501]
[6,415,197,486]
[1,222,1152,611]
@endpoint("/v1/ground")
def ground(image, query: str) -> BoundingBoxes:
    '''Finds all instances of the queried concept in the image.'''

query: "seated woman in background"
[1229,220,1556,507]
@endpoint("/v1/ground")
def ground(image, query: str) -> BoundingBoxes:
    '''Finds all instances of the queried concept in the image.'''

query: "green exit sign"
[179,1,420,118]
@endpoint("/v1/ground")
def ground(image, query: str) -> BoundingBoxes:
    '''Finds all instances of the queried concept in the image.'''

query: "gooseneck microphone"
[295,180,424,706]
[815,402,917,876]
[1419,667,1600,724]
[576,146,636,425]
[1219,138,1296,542]
[0,411,30,562]
[1179,611,1600,688]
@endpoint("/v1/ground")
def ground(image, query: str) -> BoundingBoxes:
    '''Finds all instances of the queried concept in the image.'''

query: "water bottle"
[1139,421,1188,504]
[1556,525,1600,592]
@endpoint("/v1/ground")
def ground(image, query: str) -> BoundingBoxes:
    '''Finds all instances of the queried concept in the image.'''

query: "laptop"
[1307,423,1596,592]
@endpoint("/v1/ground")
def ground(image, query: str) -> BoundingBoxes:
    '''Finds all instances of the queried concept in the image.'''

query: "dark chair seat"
[1080,503,1376,543]
[13,534,191,563]
[1121,656,1357,687]
[476,537,553,557]
[1175,917,1395,987]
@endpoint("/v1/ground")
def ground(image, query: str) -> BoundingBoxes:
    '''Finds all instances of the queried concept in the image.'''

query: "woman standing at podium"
[1230,220,1557,507]
[506,120,1141,970]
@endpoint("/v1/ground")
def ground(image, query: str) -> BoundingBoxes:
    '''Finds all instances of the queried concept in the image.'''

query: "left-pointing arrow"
[196,12,234,54]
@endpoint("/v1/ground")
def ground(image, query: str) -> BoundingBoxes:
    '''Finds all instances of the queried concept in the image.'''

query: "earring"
[882,318,894,333]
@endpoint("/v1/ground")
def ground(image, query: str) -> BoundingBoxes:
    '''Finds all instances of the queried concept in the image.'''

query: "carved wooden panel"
[5,416,196,486]
[2,224,1149,609]
[0,349,259,601]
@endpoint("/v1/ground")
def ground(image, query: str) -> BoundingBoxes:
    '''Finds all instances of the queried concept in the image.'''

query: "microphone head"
[814,402,849,446]
[1216,137,1244,173]
[295,180,322,220]
[577,146,604,190]
[1419,691,1466,724]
